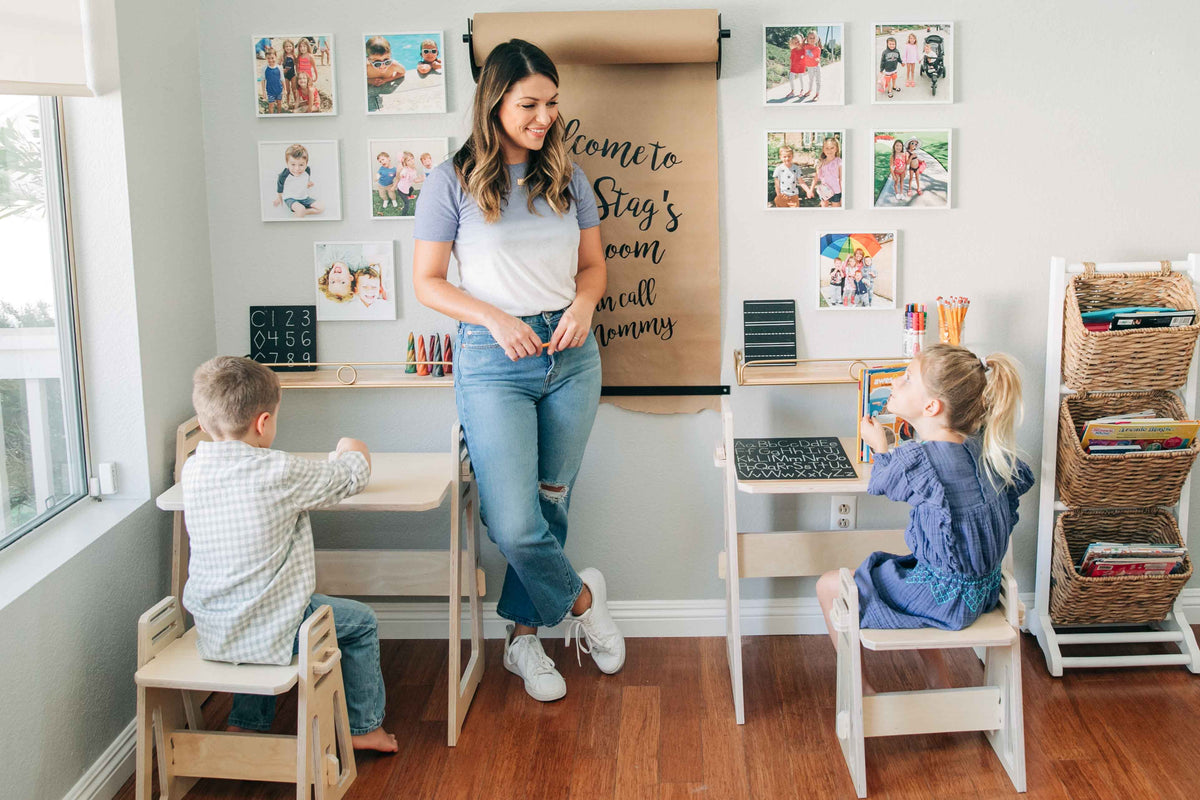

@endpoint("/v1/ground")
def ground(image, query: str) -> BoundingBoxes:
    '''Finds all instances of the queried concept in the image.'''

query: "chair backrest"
[175,416,211,483]
[138,596,184,669]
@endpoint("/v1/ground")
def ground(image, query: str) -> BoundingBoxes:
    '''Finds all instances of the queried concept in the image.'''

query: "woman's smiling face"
[496,74,559,158]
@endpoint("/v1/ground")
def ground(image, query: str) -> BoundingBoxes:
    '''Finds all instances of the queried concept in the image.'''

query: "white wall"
[195,0,1200,608]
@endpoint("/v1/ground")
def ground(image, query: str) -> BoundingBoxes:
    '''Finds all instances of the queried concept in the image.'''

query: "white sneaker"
[564,568,626,674]
[503,625,566,702]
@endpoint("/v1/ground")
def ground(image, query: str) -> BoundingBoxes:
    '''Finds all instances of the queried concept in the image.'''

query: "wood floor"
[116,630,1200,800]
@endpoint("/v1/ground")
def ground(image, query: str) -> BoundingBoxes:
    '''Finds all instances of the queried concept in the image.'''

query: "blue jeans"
[228,594,385,736]
[455,309,602,628]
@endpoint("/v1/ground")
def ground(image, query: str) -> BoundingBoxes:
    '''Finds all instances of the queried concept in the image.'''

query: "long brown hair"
[454,39,574,223]
[918,344,1024,487]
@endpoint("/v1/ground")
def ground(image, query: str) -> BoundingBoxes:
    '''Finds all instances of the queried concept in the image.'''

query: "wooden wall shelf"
[734,351,907,387]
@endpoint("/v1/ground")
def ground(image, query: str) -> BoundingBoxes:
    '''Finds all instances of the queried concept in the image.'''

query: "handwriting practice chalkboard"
[734,437,858,481]
[249,305,316,372]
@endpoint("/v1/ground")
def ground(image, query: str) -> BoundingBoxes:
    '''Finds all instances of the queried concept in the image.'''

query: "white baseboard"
[63,718,135,800]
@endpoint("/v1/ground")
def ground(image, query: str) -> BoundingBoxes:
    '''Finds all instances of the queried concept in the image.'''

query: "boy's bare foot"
[352,727,399,752]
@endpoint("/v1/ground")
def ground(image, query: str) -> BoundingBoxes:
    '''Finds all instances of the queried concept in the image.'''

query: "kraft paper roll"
[470,10,720,67]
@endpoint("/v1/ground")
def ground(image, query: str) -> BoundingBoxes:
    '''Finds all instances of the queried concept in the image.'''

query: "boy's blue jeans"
[455,309,602,629]
[229,594,385,735]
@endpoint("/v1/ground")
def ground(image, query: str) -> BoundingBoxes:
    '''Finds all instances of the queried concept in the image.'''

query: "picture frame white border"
[363,31,448,115]
[764,129,848,212]
[251,34,338,118]
[869,22,954,105]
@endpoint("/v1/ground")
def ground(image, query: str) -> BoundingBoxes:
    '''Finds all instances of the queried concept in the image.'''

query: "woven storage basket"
[1062,261,1200,391]
[1057,390,1200,508]
[1050,508,1192,625]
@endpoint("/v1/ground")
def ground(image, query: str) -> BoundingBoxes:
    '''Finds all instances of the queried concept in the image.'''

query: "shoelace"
[564,615,615,667]
[512,638,557,677]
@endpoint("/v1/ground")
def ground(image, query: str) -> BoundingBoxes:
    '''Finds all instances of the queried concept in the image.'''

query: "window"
[0,95,87,550]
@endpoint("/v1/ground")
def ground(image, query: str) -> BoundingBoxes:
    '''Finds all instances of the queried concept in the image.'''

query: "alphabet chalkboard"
[249,305,316,372]
[734,437,857,481]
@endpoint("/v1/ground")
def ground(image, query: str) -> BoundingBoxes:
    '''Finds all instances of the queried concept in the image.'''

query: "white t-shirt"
[773,163,803,196]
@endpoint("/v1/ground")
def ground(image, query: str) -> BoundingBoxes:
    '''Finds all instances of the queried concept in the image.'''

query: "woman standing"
[412,39,623,702]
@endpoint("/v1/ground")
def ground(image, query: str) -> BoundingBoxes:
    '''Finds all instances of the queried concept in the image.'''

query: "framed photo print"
[766,131,845,210]
[364,32,446,114]
[252,34,336,116]
[257,140,342,222]
[872,23,953,104]
[763,24,844,105]
[367,138,450,219]
[817,231,897,310]
[872,130,951,209]
[313,242,397,320]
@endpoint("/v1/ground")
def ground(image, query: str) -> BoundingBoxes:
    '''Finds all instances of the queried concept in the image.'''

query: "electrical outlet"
[831,495,857,530]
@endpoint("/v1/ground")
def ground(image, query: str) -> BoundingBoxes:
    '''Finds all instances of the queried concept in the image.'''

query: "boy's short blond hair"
[285,143,308,162]
[365,36,391,57]
[192,356,281,438]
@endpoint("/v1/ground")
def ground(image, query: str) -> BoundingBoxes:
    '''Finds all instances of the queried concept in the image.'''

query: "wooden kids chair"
[830,567,1025,797]
[134,596,356,800]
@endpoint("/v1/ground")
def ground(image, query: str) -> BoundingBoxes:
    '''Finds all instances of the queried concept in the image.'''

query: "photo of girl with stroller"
[766,131,845,209]
[873,130,952,209]
[763,25,844,105]
[252,35,336,116]
[368,138,448,219]
[817,232,897,310]
[313,241,396,320]
[872,23,953,104]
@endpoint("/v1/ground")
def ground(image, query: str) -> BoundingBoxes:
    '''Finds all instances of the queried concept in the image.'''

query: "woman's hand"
[487,312,544,361]
[547,300,594,354]
[860,416,889,454]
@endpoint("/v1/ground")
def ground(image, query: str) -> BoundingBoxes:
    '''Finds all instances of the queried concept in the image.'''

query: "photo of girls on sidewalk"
[872,23,954,104]
[252,35,336,116]
[764,24,844,105]
[368,138,448,219]
[363,32,446,114]
[817,232,897,310]
[766,131,845,210]
[872,130,952,209]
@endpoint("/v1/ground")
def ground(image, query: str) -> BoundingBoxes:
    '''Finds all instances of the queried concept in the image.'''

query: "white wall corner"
[62,718,135,800]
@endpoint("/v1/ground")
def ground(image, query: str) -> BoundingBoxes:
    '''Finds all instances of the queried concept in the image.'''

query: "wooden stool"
[831,567,1026,797]
[134,597,356,800]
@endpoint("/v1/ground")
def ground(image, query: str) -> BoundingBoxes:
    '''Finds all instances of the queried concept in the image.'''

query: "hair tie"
[980,356,990,372]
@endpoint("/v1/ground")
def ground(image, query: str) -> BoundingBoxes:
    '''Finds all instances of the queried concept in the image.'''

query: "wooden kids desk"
[157,406,485,746]
[715,354,911,724]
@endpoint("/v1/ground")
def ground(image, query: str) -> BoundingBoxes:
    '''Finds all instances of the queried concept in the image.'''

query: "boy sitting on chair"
[182,355,398,752]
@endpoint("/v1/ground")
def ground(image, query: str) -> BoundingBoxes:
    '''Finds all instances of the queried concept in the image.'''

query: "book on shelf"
[1078,541,1188,577]
[1078,306,1195,331]
[1079,419,1200,453]
[856,362,911,463]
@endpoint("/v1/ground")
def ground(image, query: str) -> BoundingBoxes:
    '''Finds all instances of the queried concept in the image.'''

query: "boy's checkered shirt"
[181,440,370,665]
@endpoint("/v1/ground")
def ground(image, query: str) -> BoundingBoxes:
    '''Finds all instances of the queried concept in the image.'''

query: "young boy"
[772,145,803,208]
[273,143,324,218]
[365,35,405,112]
[260,48,283,114]
[182,355,397,752]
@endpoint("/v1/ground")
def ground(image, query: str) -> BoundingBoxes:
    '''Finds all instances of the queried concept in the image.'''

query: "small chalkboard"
[743,299,797,365]
[249,305,316,372]
[734,437,857,481]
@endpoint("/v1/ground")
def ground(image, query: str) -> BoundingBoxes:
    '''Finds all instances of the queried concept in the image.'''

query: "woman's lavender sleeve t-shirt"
[413,160,600,317]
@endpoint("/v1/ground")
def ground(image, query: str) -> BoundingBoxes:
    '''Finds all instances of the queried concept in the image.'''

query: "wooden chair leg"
[150,689,199,800]
[985,640,1026,792]
[833,568,867,799]
[135,686,155,800]
[449,481,485,746]
[298,606,356,800]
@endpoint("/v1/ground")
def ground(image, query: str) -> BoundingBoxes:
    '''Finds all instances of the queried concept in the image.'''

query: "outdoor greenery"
[0,110,45,221]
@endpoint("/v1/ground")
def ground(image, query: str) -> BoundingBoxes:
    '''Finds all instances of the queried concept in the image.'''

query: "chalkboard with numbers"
[734,437,857,481]
[249,305,317,371]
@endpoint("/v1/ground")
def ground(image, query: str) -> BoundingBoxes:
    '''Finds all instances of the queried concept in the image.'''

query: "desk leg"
[448,480,485,746]
[171,511,189,605]
[720,397,745,724]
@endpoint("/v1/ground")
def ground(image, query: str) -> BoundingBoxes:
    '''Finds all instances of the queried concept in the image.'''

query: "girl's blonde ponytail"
[980,353,1023,488]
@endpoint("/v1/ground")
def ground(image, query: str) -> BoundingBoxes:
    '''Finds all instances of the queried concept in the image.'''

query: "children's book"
[856,363,911,463]
[1078,540,1187,577]
[1079,419,1200,453]
[1110,309,1196,330]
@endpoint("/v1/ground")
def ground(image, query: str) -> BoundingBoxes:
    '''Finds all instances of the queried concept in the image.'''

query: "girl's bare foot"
[809,94,819,102]
[352,727,399,752]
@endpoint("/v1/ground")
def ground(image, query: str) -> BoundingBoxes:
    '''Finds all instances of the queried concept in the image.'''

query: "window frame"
[0,96,90,551]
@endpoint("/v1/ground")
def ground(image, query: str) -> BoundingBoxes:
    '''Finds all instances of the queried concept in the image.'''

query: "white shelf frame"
[1032,254,1200,675]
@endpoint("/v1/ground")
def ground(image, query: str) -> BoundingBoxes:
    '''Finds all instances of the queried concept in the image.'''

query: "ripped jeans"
[455,309,602,628]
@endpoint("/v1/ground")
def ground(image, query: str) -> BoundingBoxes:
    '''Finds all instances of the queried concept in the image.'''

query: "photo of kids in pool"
[252,35,337,116]
[763,24,844,105]
[367,138,448,219]
[766,131,844,210]
[363,32,445,114]
[313,242,396,321]
[257,140,342,222]
[872,130,952,209]
[817,232,897,310]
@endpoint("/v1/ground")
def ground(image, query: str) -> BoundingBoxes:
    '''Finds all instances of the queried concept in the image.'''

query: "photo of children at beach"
[872,130,951,209]
[257,140,342,222]
[364,32,445,114]
[252,35,336,116]
[766,131,844,210]
[764,25,844,105]
[817,231,897,310]
[872,23,954,104]
[367,138,448,219]
[313,242,396,320]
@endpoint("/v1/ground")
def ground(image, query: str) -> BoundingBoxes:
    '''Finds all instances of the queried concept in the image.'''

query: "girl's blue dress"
[854,436,1034,630]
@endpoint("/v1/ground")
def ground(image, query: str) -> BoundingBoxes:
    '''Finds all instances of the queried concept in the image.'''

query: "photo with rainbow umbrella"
[817,231,897,310]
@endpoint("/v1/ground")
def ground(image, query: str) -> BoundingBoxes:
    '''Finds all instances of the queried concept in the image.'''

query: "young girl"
[295,72,320,113]
[816,345,1033,691]
[295,37,318,106]
[806,136,842,208]
[889,140,908,202]
[280,39,297,110]
[802,31,823,102]
[902,33,919,88]
[318,262,354,302]
[842,268,859,307]
[785,34,806,100]
[396,152,420,215]
[904,138,925,198]
[879,37,902,98]
[829,258,845,304]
